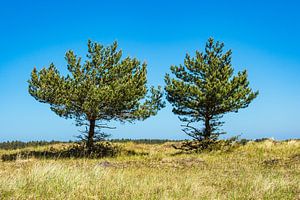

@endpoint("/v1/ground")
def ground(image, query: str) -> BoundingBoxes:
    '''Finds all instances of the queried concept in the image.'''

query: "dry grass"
[0,140,299,199]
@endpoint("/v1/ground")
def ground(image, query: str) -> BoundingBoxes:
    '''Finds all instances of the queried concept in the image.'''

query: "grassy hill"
[0,140,299,199]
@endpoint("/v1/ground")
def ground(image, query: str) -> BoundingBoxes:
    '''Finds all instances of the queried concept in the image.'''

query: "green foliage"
[165,38,258,142]
[28,40,165,148]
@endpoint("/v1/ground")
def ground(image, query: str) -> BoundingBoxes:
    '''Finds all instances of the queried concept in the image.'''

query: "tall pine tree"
[29,40,165,151]
[165,38,258,142]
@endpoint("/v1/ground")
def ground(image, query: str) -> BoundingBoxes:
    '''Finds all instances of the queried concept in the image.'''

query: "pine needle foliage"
[165,38,258,142]
[28,40,165,151]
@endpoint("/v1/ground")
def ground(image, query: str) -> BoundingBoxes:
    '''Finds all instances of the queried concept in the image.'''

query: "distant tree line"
[0,140,68,150]
[2,138,294,151]
[109,139,182,144]
[0,139,181,150]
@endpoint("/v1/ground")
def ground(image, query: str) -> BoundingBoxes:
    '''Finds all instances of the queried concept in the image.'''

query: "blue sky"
[0,0,299,141]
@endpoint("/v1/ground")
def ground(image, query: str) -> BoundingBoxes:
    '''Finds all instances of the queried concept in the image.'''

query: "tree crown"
[165,38,258,140]
[29,40,165,126]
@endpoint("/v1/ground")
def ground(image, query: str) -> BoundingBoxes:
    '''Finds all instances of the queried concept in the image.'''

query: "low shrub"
[172,137,240,153]
[1,142,121,161]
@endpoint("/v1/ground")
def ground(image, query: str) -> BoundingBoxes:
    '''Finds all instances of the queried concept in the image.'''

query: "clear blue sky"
[0,0,299,141]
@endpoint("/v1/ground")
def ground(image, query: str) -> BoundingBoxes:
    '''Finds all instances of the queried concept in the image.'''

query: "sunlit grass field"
[0,140,299,199]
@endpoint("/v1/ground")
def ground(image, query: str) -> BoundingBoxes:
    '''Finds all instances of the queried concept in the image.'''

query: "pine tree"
[165,38,258,142]
[28,40,165,151]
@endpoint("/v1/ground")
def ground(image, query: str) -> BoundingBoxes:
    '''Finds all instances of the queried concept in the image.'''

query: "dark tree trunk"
[204,116,211,140]
[87,119,96,153]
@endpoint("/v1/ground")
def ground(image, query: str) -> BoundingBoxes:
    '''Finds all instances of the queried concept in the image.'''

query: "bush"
[1,142,121,161]
[172,137,240,153]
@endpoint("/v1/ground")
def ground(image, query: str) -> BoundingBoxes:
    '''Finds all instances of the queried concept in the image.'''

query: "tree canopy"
[165,38,258,142]
[28,40,165,150]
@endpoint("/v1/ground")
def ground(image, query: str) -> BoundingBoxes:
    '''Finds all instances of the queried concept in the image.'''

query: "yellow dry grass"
[0,140,299,200]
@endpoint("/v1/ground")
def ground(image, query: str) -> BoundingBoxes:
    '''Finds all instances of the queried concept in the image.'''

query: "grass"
[0,140,299,199]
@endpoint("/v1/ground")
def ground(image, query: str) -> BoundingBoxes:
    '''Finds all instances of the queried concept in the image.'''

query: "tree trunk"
[204,116,211,140]
[87,119,96,153]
